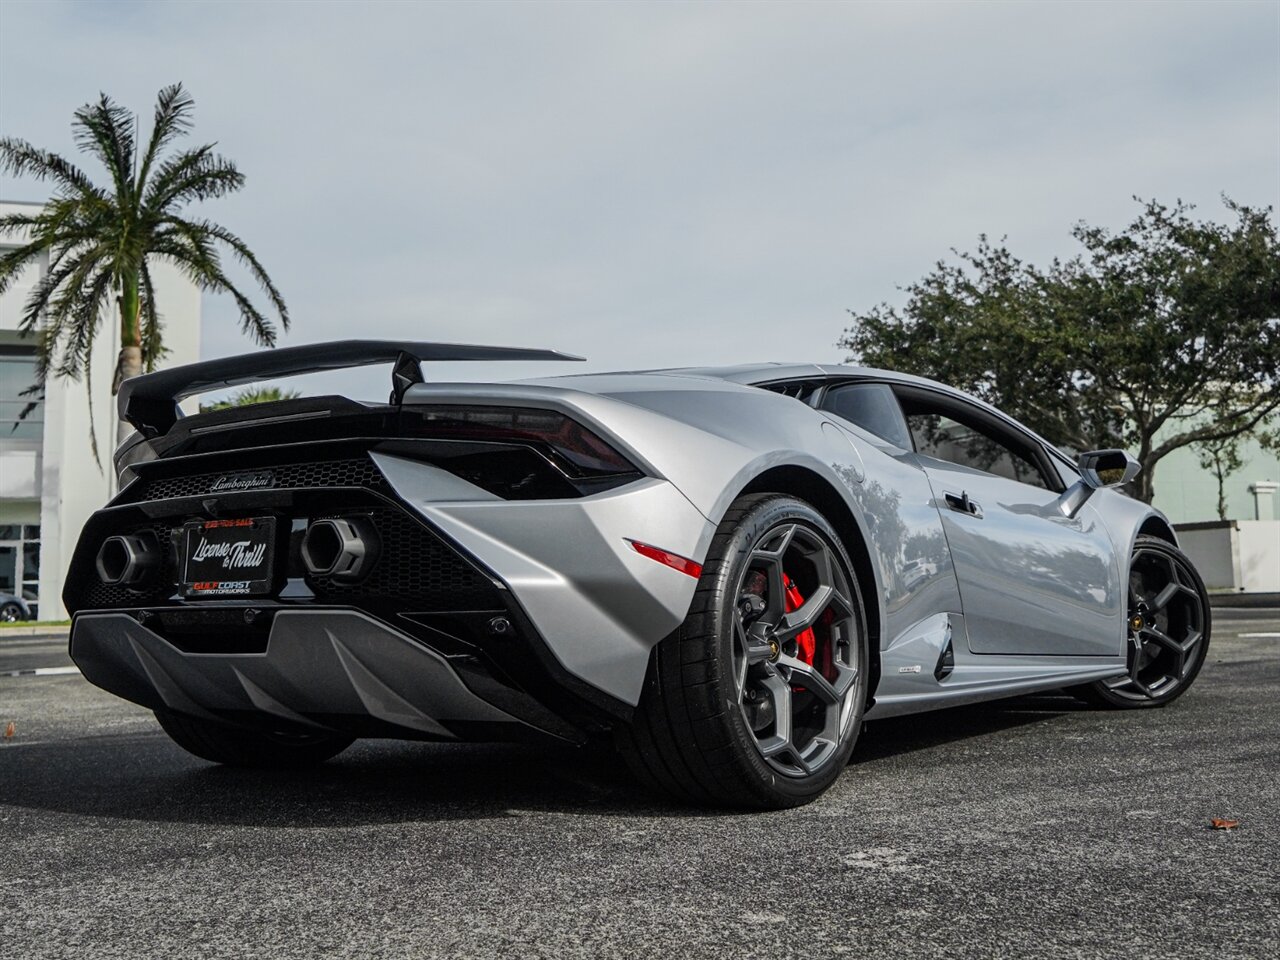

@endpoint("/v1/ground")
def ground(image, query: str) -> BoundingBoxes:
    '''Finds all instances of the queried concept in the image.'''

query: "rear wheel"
[155,709,355,767]
[617,494,869,809]
[1071,535,1211,708]
[0,602,23,623]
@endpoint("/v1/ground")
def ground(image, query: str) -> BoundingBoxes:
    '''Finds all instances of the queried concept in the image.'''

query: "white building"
[0,199,201,619]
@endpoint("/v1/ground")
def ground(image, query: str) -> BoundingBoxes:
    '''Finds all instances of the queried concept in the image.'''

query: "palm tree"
[0,83,288,447]
[200,385,301,413]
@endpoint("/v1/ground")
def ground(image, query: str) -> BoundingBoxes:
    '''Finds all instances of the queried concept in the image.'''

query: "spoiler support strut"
[389,352,425,405]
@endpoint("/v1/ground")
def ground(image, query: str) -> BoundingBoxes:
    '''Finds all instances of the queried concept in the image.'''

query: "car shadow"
[853,692,1086,764]
[0,694,1087,825]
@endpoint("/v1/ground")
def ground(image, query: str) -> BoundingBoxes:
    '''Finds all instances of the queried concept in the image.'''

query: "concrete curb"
[1210,593,1280,609]
[0,625,70,641]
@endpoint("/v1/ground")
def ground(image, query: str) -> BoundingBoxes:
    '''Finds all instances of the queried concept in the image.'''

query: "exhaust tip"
[302,518,379,582]
[96,534,161,585]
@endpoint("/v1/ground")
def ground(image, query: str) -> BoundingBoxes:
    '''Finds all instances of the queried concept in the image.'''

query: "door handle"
[944,491,983,519]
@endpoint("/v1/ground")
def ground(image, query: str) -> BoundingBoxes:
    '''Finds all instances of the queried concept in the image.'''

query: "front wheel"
[617,494,869,809]
[1071,535,1211,709]
[155,709,355,767]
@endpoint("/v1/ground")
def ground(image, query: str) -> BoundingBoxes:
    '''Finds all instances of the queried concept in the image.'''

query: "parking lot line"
[0,665,81,678]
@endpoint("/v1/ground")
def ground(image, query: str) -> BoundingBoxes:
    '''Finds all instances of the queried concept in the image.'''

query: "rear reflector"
[628,540,703,579]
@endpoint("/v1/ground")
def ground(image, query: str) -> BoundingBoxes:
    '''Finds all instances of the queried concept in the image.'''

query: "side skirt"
[864,611,1125,720]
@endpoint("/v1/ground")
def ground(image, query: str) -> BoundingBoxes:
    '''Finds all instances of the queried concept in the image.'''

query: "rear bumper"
[71,609,538,742]
[65,441,714,734]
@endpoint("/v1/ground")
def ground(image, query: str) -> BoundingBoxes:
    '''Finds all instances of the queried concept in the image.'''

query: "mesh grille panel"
[70,510,499,612]
[307,507,497,606]
[131,457,385,501]
[73,450,502,613]
[81,522,178,608]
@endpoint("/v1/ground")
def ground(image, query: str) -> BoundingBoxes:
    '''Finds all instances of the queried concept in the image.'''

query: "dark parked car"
[0,591,36,622]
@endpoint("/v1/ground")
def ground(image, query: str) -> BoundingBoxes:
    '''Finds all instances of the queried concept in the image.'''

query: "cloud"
[2,0,1276,399]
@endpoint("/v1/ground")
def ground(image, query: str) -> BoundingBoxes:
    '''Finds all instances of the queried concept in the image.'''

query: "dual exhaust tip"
[300,517,379,582]
[95,534,161,586]
[95,518,380,587]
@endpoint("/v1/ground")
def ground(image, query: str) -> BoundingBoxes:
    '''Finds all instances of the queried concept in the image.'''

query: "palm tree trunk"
[115,344,143,446]
[116,271,143,446]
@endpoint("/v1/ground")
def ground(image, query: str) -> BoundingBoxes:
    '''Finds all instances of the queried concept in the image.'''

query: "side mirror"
[1054,449,1141,519]
[1077,449,1141,489]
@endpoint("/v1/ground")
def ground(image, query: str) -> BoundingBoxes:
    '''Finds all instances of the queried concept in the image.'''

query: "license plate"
[181,517,276,598]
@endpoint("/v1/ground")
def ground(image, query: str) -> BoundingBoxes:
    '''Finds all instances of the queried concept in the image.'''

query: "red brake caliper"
[783,573,839,682]
[783,574,817,667]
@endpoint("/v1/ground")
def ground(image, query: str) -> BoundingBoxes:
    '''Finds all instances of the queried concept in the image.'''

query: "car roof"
[525,362,1073,465]
[546,361,983,405]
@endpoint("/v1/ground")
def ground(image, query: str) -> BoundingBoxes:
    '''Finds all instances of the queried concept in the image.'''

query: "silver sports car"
[65,341,1211,808]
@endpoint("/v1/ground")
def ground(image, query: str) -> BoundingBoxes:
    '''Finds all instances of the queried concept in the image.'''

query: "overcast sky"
[1,0,1277,400]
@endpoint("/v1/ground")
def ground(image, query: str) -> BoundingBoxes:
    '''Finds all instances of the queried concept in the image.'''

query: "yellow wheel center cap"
[1130,615,1144,632]
[767,638,780,661]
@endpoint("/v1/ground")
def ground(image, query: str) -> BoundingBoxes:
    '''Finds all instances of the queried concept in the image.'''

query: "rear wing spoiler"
[118,339,585,437]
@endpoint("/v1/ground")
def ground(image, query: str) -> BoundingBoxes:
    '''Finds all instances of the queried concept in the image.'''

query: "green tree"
[0,83,288,449]
[199,385,300,413]
[840,197,1280,503]
[1194,436,1244,521]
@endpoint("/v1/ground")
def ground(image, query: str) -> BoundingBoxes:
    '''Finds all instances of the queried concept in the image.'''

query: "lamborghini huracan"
[64,341,1211,808]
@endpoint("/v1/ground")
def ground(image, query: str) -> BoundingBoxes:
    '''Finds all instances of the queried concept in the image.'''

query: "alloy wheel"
[732,521,861,777]
[1103,545,1207,702]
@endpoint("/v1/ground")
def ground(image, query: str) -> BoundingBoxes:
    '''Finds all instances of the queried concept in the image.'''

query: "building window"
[0,349,43,441]
[0,524,40,618]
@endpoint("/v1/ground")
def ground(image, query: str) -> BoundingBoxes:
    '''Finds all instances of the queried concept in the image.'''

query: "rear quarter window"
[819,383,912,449]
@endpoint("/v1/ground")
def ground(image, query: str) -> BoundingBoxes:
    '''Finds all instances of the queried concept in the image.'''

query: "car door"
[891,384,1122,657]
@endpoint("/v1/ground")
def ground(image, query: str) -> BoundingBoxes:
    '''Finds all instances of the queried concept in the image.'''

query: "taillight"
[410,406,635,476]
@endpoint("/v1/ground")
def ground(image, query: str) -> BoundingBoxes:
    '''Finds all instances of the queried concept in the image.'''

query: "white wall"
[1,199,202,618]
[1175,524,1240,591]
[0,448,39,498]
[1238,521,1280,593]
[1176,520,1280,593]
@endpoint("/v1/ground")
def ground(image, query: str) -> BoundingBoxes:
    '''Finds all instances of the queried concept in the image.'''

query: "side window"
[820,383,912,449]
[906,410,1052,490]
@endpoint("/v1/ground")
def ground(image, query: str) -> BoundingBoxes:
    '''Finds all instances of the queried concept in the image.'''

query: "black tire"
[154,709,354,767]
[616,494,870,809]
[1070,534,1211,709]
[0,602,24,623]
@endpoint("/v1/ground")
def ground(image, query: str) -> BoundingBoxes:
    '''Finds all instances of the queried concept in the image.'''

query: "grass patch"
[0,619,71,629]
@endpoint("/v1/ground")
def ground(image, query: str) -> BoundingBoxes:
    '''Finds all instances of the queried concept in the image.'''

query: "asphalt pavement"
[1,614,1277,960]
